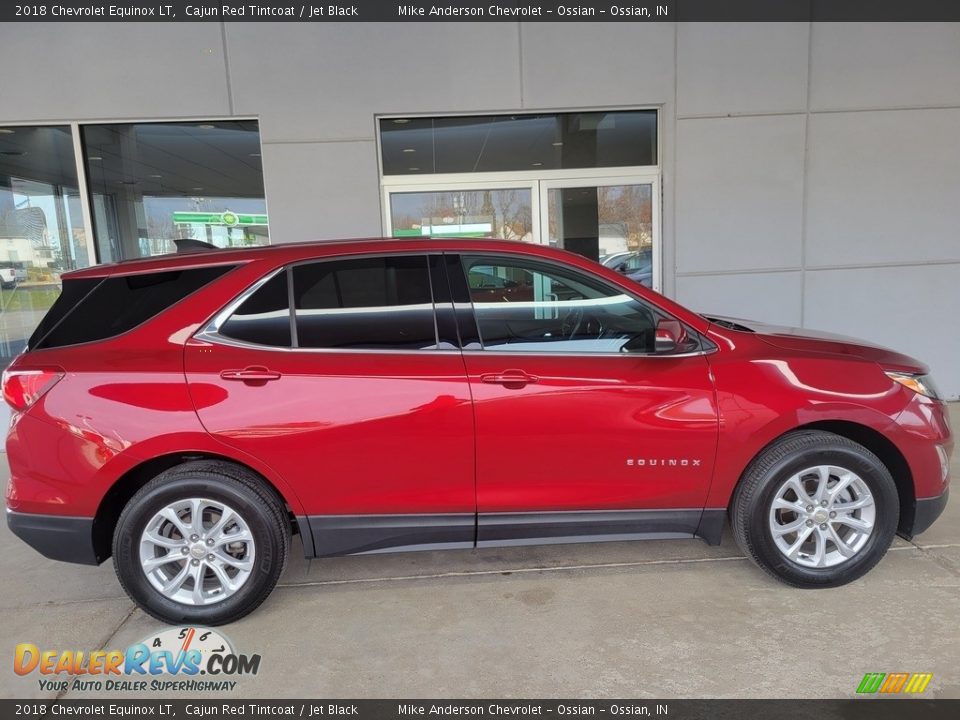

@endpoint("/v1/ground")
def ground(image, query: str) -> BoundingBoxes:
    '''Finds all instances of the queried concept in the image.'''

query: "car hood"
[705,315,928,374]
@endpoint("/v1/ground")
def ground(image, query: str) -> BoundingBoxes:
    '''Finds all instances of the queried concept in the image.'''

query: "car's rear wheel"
[113,461,289,625]
[731,430,899,588]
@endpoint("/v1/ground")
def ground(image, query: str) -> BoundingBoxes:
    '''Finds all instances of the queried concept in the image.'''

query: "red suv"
[4,239,952,625]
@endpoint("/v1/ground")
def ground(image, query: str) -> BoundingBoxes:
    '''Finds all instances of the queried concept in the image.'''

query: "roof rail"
[174,238,218,253]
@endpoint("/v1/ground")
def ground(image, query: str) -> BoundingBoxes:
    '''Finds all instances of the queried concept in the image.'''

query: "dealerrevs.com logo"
[14,627,260,693]
[856,672,933,695]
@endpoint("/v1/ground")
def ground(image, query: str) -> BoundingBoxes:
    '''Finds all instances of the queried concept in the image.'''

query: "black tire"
[731,430,899,588]
[113,460,289,625]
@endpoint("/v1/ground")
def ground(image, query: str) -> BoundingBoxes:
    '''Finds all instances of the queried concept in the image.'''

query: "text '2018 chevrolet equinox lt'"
[4,238,952,624]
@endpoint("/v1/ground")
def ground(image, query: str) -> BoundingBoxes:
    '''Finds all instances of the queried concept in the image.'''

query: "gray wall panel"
[0,23,230,121]
[520,23,675,108]
[810,23,960,111]
[261,141,382,243]
[678,22,809,117]
[676,272,803,326]
[805,109,960,268]
[226,23,522,142]
[676,115,805,273]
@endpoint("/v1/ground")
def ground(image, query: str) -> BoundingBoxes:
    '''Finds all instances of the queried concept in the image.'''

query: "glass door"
[540,177,659,290]
[384,182,539,243]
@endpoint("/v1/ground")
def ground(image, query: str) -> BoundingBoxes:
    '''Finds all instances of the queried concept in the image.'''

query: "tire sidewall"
[114,475,282,624]
[747,443,899,587]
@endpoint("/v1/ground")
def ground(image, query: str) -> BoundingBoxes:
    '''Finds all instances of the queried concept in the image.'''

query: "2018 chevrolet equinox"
[4,238,952,624]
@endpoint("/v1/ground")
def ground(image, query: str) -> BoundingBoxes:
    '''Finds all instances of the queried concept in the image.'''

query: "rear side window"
[292,255,437,350]
[31,265,235,350]
[219,271,292,347]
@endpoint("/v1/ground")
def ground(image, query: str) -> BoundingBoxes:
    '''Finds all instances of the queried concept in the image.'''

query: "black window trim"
[446,251,716,359]
[199,251,459,355]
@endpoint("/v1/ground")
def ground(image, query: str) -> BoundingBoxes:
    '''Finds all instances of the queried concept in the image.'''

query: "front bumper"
[6,510,99,565]
[900,489,950,540]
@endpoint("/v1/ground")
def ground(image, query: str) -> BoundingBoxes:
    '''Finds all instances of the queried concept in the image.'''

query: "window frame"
[198,251,458,355]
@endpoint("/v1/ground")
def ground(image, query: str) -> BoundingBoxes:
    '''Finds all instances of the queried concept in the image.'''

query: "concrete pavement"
[2,405,958,699]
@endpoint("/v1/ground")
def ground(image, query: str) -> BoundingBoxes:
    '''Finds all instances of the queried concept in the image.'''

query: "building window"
[379,110,657,176]
[0,124,90,366]
[379,109,660,291]
[81,120,268,263]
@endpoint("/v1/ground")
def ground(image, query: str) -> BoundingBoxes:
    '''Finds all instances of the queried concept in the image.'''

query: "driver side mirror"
[654,319,686,354]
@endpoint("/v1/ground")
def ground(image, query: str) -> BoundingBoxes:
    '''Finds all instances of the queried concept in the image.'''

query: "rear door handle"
[220,366,282,383]
[480,370,539,389]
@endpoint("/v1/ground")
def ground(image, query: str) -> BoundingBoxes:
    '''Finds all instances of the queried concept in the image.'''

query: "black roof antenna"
[173,238,217,253]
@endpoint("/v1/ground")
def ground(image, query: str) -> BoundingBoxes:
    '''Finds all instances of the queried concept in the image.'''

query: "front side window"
[292,255,437,350]
[462,256,662,354]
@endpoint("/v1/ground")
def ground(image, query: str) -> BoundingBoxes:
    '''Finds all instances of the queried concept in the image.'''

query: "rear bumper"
[6,510,99,565]
[900,489,949,540]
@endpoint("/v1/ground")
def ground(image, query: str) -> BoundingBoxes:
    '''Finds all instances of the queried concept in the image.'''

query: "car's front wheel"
[113,461,289,625]
[731,430,899,588]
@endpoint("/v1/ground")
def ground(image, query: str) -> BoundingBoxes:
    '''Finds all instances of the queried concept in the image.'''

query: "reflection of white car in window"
[0,264,18,289]
[600,250,653,288]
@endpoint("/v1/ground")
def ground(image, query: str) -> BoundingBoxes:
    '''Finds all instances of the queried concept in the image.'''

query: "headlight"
[886,371,942,400]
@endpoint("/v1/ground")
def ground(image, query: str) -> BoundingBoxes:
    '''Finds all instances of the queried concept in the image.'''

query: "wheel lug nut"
[207,554,214,561]
[190,534,199,542]
[191,559,199,566]
[821,501,828,507]
[806,520,814,527]
[181,547,189,555]
[829,511,836,518]
[806,505,814,512]
[206,538,214,546]
[819,524,827,530]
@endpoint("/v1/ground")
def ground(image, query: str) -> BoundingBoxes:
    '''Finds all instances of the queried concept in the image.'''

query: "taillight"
[1,367,64,412]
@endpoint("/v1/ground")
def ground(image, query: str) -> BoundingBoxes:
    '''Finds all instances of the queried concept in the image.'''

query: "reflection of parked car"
[601,249,653,287]
[0,264,19,289]
[3,237,952,625]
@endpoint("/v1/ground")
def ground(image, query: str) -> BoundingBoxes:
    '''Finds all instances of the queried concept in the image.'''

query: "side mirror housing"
[654,319,686,354]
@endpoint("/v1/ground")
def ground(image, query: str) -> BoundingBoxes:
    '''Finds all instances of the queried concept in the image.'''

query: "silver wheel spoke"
[786,526,814,558]
[161,563,191,595]
[190,564,205,605]
[773,498,807,514]
[785,476,815,506]
[159,508,189,538]
[213,549,253,571]
[834,496,874,512]
[814,466,831,502]
[835,515,873,533]
[217,530,253,546]
[143,530,184,550]
[208,561,242,592]
[142,553,181,571]
[828,472,855,501]
[827,524,856,558]
[811,529,827,567]
[207,508,235,541]
[772,516,808,535]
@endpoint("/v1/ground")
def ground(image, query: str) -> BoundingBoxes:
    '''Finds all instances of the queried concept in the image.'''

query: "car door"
[184,253,476,556]
[447,253,720,546]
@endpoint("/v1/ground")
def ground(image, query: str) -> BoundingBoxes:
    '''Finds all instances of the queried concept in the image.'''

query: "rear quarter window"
[30,265,235,350]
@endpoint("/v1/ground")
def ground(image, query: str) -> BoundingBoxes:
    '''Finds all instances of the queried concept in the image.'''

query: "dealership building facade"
[1,21,959,398]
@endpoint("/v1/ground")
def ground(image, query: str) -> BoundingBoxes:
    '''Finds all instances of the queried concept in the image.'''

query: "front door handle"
[220,366,282,383]
[480,370,539,389]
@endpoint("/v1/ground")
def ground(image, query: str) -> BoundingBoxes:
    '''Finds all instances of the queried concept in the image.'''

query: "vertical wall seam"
[221,22,235,115]
[799,18,814,327]
[670,19,679,298]
[517,23,525,107]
